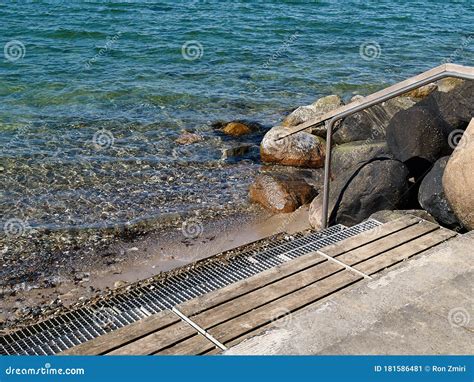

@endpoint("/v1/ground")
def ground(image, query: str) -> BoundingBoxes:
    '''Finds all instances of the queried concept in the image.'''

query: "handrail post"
[321,117,338,228]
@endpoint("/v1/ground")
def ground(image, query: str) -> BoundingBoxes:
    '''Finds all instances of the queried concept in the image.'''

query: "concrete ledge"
[226,232,474,355]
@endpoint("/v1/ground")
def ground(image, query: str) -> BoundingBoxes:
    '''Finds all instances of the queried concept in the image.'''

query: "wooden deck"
[61,215,457,355]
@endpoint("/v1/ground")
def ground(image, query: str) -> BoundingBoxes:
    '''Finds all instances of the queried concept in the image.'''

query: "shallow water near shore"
[1,1,473,285]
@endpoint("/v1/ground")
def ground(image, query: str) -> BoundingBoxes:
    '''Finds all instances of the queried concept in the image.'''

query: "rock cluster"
[249,77,474,230]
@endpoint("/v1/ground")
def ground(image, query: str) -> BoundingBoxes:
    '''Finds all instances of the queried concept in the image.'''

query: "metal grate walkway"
[0,219,381,355]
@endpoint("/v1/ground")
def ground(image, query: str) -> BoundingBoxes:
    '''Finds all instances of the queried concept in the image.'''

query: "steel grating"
[0,219,382,355]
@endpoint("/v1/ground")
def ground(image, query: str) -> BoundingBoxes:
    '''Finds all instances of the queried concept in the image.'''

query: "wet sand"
[1,205,311,333]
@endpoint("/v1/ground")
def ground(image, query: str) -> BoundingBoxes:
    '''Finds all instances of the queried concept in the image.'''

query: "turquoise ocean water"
[1,1,473,233]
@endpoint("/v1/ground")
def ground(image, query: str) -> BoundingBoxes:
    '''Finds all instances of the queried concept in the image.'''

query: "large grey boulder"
[333,96,415,144]
[443,119,474,230]
[332,140,388,175]
[386,106,452,176]
[418,156,460,229]
[260,126,326,168]
[309,158,410,229]
[418,80,473,130]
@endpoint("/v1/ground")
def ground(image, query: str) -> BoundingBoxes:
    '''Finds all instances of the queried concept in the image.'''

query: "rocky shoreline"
[1,76,472,333]
[249,77,473,232]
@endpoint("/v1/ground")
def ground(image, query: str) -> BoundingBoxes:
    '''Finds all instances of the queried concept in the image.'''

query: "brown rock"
[222,122,253,137]
[436,77,465,93]
[249,173,317,213]
[175,131,203,145]
[260,126,326,168]
[443,119,474,230]
[403,83,438,99]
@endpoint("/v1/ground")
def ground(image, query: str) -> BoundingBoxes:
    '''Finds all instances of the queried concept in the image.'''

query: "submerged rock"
[332,140,388,175]
[443,119,474,230]
[222,121,253,137]
[249,172,317,213]
[175,131,203,145]
[220,144,258,161]
[260,126,326,168]
[418,156,460,229]
[309,158,410,229]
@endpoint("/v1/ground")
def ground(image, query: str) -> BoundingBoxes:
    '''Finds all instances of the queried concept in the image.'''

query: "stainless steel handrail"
[277,63,474,228]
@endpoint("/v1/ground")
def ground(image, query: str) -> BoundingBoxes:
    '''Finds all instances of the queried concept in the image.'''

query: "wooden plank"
[107,320,197,355]
[191,261,343,330]
[208,270,362,346]
[220,228,457,352]
[320,215,420,257]
[279,64,474,139]
[188,227,455,354]
[159,261,343,353]
[157,333,218,355]
[334,220,439,265]
[196,226,453,352]
[60,310,178,355]
[165,270,362,355]
[355,228,457,275]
